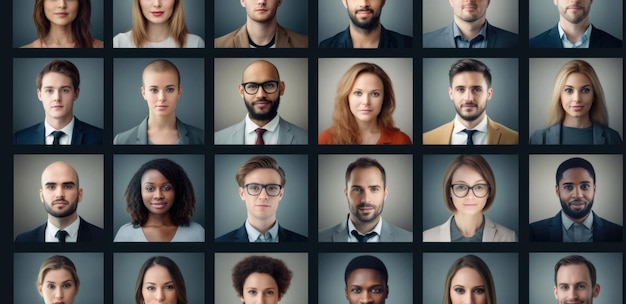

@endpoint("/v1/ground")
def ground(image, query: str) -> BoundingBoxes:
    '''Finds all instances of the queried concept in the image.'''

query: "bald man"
[215,60,308,145]
[15,161,104,243]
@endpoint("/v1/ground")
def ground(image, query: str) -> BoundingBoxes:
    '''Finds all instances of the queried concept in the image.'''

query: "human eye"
[564,87,573,94]
[266,290,275,295]
[559,284,569,291]
[453,287,465,294]
[149,88,158,94]
[247,289,258,295]
[246,83,259,91]
[164,284,175,290]
[45,88,54,94]
[144,185,155,192]
[472,87,482,93]
[454,184,468,191]
[456,87,465,93]
[581,87,591,94]
[370,187,380,193]
[161,184,173,192]
[248,184,261,191]
[353,90,363,96]
[371,287,382,293]
[62,282,73,289]
[563,185,573,191]
[580,183,590,190]
[62,88,71,94]
[474,184,486,191]
[63,184,74,190]
[371,91,381,97]
[146,285,156,291]
[352,187,363,193]
[350,287,361,294]
[165,87,176,93]
[576,283,586,289]
[264,82,277,90]
[46,283,56,290]
[46,184,56,190]
[267,185,280,192]
[472,287,485,294]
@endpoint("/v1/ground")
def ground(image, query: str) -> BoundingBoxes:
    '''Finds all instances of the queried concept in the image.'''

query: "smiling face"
[239,61,285,124]
[239,168,284,224]
[556,167,595,222]
[342,0,385,31]
[345,268,388,304]
[141,265,178,304]
[141,169,175,216]
[44,0,79,26]
[554,0,592,25]
[139,0,175,25]
[449,267,487,304]
[240,272,282,304]
[560,73,594,122]
[554,264,600,304]
[38,72,79,125]
[241,0,281,23]
[38,268,78,304]
[345,167,388,226]
[449,0,490,24]
[40,161,82,219]
[142,69,181,119]
[450,165,488,217]
[449,71,492,125]
[348,73,384,125]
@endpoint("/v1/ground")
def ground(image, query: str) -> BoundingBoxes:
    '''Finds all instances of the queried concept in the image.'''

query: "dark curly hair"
[124,158,195,226]
[231,255,293,298]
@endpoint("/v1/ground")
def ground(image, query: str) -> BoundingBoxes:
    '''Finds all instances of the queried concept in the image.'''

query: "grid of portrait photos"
[9,0,624,303]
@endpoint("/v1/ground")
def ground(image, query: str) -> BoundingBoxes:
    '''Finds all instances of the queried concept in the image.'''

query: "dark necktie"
[462,129,477,145]
[52,130,65,145]
[55,230,68,243]
[351,230,377,243]
[255,128,267,145]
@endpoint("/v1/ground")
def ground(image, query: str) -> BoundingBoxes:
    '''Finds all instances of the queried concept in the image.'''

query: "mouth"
[150,202,169,209]
[570,105,584,111]
[52,200,69,206]
[55,12,69,17]
[463,5,477,10]
[356,9,373,17]
[256,204,271,208]
[156,105,168,110]
[256,8,268,13]
[151,11,164,17]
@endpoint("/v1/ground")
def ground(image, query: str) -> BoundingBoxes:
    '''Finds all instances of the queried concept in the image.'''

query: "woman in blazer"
[423,155,517,242]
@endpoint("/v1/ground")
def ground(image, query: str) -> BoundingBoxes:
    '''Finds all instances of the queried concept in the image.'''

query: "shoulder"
[14,122,44,144]
[384,220,413,241]
[487,23,519,47]
[529,126,550,144]
[114,223,141,242]
[530,124,560,144]
[382,27,413,48]
[215,120,244,143]
[277,25,308,48]
[423,121,453,144]
[279,226,308,242]
[319,28,349,48]
[591,26,623,47]
[280,118,307,134]
[318,128,333,144]
[489,119,518,136]
[381,128,412,144]
[215,229,238,242]
[113,31,134,48]
[178,119,205,144]
[318,222,344,241]
[91,39,104,48]
[422,224,444,242]
[422,26,449,47]
[529,26,557,48]
[185,33,205,48]
[20,39,42,48]
[176,222,205,241]
[15,224,45,242]
[214,26,245,48]
[529,217,553,229]
[76,118,104,133]
[598,124,623,144]
[113,125,140,145]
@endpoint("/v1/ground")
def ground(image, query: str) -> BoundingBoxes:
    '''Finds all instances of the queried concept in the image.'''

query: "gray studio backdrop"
[113,57,205,138]
[114,252,204,303]
[422,154,519,237]
[422,0,519,34]
[12,0,104,48]
[14,252,104,304]
[319,252,413,304]
[529,0,623,39]
[112,154,206,240]
[13,154,104,240]
[213,58,308,133]
[528,58,623,140]
[13,57,104,132]
[214,0,308,38]
[422,58,519,134]
[112,0,206,44]
[423,252,518,304]
[318,58,414,142]
[318,154,413,233]
[318,0,413,45]
[214,154,308,238]
[529,252,622,304]
[528,154,623,225]
[215,252,308,303]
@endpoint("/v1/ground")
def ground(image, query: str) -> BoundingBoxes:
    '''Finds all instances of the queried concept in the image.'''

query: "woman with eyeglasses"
[423,155,517,242]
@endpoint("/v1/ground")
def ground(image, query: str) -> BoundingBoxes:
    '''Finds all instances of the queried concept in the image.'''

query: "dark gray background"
[214,154,308,238]
[423,252,518,304]
[422,0,519,34]
[14,252,104,304]
[214,0,308,38]
[113,57,205,138]
[13,58,104,132]
[422,154,519,237]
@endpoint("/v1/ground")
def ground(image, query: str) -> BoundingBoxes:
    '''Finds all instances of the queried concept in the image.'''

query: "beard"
[43,198,78,218]
[455,102,486,122]
[561,7,590,24]
[560,198,594,220]
[349,201,384,224]
[244,96,280,121]
[348,8,382,32]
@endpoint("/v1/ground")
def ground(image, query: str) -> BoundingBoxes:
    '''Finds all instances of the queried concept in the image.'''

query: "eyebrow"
[144,281,174,285]
[44,182,76,186]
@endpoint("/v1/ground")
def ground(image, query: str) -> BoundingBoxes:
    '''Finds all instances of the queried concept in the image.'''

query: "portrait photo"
[422,0,519,34]
[214,0,308,38]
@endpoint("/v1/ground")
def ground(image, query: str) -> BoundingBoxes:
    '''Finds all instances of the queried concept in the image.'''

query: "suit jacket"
[113,116,204,144]
[530,24,623,48]
[215,222,307,242]
[214,117,308,145]
[423,21,518,48]
[319,25,413,48]
[214,24,308,48]
[422,215,518,242]
[529,212,623,242]
[318,217,413,242]
[423,118,519,145]
[13,117,103,145]
[530,123,622,145]
[15,217,105,243]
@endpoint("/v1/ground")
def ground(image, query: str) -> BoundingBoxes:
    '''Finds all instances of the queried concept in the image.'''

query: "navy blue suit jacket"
[13,117,103,145]
[319,25,412,48]
[15,217,105,243]
[530,24,623,48]
[529,212,623,242]
[215,223,307,242]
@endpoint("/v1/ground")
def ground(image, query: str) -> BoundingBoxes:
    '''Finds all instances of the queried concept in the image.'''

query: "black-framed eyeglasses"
[450,184,490,198]
[244,183,283,196]
[241,81,280,95]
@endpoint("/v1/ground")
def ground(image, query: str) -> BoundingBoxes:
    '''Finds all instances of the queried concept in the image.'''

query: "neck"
[145,213,174,226]
[248,217,276,234]
[348,23,381,48]
[250,115,275,128]
[560,18,590,43]
[350,215,379,234]
[148,115,177,130]
[562,116,592,128]
[454,18,486,40]
[46,116,73,130]
[147,23,171,42]
[246,18,278,46]
[49,213,77,229]
[453,213,484,237]
[459,114,484,130]
[45,24,75,46]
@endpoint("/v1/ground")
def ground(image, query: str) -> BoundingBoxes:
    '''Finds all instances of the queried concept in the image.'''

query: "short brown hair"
[554,255,597,287]
[235,156,286,187]
[36,60,80,90]
[231,255,293,298]
[441,155,496,213]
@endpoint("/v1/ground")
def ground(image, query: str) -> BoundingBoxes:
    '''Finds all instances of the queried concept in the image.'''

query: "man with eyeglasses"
[215,60,308,145]
[216,155,307,242]
[530,157,622,242]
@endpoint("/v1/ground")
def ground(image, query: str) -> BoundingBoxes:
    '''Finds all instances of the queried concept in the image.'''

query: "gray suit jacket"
[318,216,413,242]
[214,117,308,145]
[530,123,622,145]
[113,116,204,144]
[423,21,518,48]
[422,215,518,242]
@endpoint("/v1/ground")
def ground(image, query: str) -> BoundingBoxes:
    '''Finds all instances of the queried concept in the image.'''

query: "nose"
[58,0,67,8]
[573,186,584,198]
[153,0,162,7]
[257,187,270,199]
[359,290,373,303]
[154,188,164,199]
[54,186,65,198]
[461,292,475,304]
[54,287,64,299]
[155,288,165,301]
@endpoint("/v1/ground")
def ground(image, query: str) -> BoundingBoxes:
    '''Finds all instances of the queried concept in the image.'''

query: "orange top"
[318,128,412,145]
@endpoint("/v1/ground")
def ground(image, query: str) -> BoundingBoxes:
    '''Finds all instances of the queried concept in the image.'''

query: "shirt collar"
[45,117,75,143]
[347,216,383,242]
[453,114,488,134]
[46,216,80,242]
[245,218,279,242]
[561,210,594,230]
[452,21,488,40]
[244,113,280,134]
[557,22,592,48]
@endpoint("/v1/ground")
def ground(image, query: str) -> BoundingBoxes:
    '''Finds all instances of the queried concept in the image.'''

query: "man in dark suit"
[530,157,623,242]
[530,0,622,48]
[216,155,307,242]
[15,161,104,243]
[13,59,103,145]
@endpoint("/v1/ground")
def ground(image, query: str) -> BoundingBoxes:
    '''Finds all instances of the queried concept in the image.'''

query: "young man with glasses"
[214,59,308,145]
[216,155,307,242]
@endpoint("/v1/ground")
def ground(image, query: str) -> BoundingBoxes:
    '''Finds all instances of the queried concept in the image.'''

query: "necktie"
[255,233,272,242]
[55,230,68,243]
[351,230,377,243]
[255,128,267,145]
[52,130,65,145]
[462,129,477,145]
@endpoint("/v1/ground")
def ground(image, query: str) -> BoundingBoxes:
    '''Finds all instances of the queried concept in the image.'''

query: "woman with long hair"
[37,255,80,304]
[443,255,497,304]
[134,256,188,304]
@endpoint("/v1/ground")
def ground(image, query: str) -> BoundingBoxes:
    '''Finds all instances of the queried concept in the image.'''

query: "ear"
[178,84,183,96]
[78,187,83,203]
[37,88,43,102]
[38,284,44,297]
[342,0,348,9]
[592,283,600,298]
[239,187,246,201]
[486,87,493,101]
[344,187,348,198]
[74,87,80,100]
[553,286,558,300]
[554,184,559,196]
[238,83,245,99]
[141,86,147,101]
[385,284,389,299]
[277,188,285,200]
[40,188,44,203]
[553,0,558,6]
[345,286,350,299]
[448,86,453,100]
[240,0,246,8]
[384,187,389,201]
[279,81,285,96]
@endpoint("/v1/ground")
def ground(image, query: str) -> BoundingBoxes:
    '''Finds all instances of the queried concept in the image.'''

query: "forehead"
[347,268,384,285]
[244,168,281,183]
[143,69,179,85]
[564,72,591,85]
[348,167,384,184]
[242,62,279,82]
[244,272,279,287]
[141,169,169,183]
[451,267,484,284]
[41,72,73,87]
[144,265,173,282]
[451,71,488,86]
[353,73,383,88]
[43,268,73,281]
[42,163,78,183]
[560,168,593,183]
[556,264,592,284]
[452,165,484,182]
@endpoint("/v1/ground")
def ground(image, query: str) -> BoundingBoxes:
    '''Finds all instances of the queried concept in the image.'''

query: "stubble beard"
[455,103,486,123]
[43,198,78,219]
[350,201,384,224]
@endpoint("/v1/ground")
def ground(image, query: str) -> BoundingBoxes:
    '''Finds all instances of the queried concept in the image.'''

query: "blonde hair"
[546,60,609,126]
[131,0,189,48]
[37,255,80,291]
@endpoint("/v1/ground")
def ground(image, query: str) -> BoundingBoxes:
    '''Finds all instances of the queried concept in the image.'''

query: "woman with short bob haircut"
[231,255,293,304]
[443,255,496,304]
[530,59,622,144]
[114,158,205,242]
[423,155,517,242]
[113,0,204,48]
[37,255,80,304]
[134,256,188,304]
[22,0,103,48]
[318,62,412,145]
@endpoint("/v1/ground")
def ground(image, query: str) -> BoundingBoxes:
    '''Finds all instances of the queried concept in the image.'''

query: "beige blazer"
[422,215,518,242]
[214,24,308,48]
[423,118,519,144]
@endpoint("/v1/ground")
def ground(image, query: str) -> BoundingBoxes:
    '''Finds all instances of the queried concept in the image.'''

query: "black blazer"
[15,217,105,242]
[530,24,623,48]
[215,222,307,242]
[529,212,623,242]
[13,117,103,145]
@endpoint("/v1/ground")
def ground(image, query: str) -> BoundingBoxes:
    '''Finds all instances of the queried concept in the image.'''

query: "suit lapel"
[277,119,293,144]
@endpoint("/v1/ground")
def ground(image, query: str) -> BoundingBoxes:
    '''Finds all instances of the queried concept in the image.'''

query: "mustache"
[52,199,69,205]
[252,98,272,104]
[356,8,374,13]
[357,203,376,208]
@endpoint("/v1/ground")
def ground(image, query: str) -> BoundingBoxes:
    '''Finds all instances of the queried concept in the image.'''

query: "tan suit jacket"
[214,24,308,48]
[422,118,518,144]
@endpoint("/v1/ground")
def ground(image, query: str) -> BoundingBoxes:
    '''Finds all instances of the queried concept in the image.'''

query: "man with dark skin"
[344,255,389,304]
